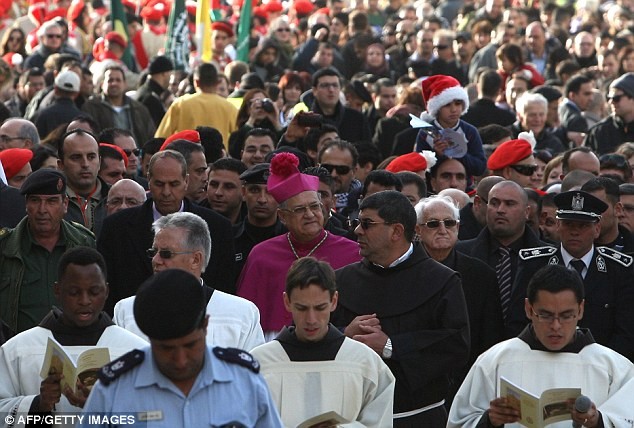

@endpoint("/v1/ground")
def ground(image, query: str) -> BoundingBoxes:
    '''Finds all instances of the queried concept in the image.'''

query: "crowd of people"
[2,0,634,426]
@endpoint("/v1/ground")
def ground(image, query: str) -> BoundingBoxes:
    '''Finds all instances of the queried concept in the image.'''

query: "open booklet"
[40,337,110,393]
[500,376,581,428]
[297,411,350,428]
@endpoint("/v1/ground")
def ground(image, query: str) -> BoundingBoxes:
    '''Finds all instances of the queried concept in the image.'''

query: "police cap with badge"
[239,163,270,185]
[554,190,608,222]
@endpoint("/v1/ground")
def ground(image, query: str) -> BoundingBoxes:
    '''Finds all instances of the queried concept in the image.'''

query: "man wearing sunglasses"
[487,136,540,188]
[98,128,147,188]
[318,140,361,215]
[585,72,634,155]
[509,190,634,362]
[449,264,634,428]
[237,153,361,341]
[332,190,470,427]
[416,195,504,408]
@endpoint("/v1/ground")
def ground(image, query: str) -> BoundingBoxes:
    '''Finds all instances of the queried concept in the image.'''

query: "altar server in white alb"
[448,264,634,428]
[113,211,265,350]
[251,257,395,427]
[0,247,147,426]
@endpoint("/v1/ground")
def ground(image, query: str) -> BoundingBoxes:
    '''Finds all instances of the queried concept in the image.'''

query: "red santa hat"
[0,149,33,179]
[487,132,537,171]
[421,75,469,118]
[267,152,319,203]
[385,151,437,174]
[160,130,201,150]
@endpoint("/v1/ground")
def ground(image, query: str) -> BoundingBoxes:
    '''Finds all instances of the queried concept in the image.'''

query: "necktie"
[570,259,585,277]
[496,247,512,319]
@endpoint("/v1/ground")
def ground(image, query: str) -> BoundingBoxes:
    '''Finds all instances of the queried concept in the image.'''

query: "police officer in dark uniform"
[80,269,283,427]
[509,190,634,361]
[233,163,286,278]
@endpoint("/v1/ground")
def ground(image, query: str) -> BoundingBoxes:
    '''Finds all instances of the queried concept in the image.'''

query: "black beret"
[554,190,608,222]
[240,163,270,184]
[148,55,174,75]
[21,169,66,196]
[134,269,206,340]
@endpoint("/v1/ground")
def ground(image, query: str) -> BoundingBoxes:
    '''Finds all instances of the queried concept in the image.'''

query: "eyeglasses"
[317,82,340,90]
[352,218,394,230]
[0,135,26,143]
[320,163,352,175]
[146,248,194,259]
[509,164,538,176]
[107,197,142,207]
[280,202,323,216]
[420,219,459,228]
[123,148,141,157]
[276,28,291,32]
[531,308,578,324]
[608,94,629,103]
[45,34,62,39]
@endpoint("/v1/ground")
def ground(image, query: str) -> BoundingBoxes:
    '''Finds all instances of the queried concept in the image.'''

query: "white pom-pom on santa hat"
[421,150,437,172]
[422,75,469,119]
[518,131,537,150]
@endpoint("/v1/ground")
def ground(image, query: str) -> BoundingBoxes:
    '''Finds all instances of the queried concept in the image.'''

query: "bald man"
[105,178,147,216]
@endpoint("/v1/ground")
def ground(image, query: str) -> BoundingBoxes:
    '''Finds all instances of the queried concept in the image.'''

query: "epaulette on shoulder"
[98,349,145,386]
[597,247,633,267]
[0,227,10,240]
[519,246,557,261]
[213,347,260,373]
[69,221,96,239]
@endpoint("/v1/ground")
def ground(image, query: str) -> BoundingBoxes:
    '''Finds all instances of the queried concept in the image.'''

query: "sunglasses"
[509,164,538,176]
[46,34,62,39]
[608,94,628,103]
[434,44,449,50]
[352,218,393,230]
[276,28,291,32]
[146,248,194,259]
[420,219,459,229]
[599,154,628,168]
[123,148,141,157]
[320,163,351,175]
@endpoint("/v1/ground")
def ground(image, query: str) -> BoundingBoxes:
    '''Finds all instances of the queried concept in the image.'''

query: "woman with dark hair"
[617,45,634,75]
[277,71,307,126]
[67,0,93,58]
[228,88,283,158]
[361,43,393,80]
[0,28,27,58]
[30,144,59,171]
[497,43,544,91]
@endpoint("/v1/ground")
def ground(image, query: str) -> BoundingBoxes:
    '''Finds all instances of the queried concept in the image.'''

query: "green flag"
[236,0,252,62]
[165,0,190,72]
[109,0,135,70]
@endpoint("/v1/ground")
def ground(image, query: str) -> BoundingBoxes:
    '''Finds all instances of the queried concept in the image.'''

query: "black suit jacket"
[0,182,25,228]
[461,98,516,128]
[457,203,482,241]
[97,198,236,314]
[510,246,634,361]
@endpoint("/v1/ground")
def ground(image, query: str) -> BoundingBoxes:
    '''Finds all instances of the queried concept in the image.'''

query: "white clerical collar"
[560,244,594,275]
[373,243,414,268]
[152,201,185,221]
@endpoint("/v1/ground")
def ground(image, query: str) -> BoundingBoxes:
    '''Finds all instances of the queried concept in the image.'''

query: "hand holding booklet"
[297,411,350,428]
[499,376,581,428]
[40,337,110,393]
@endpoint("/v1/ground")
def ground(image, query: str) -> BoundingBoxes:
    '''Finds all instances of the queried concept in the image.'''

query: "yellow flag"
[196,0,212,62]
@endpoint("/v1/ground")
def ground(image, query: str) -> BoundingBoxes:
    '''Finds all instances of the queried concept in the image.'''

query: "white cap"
[54,70,80,92]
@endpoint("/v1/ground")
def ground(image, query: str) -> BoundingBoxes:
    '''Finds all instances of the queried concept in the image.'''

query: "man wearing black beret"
[136,55,174,127]
[80,269,283,427]
[0,169,96,333]
[511,190,634,361]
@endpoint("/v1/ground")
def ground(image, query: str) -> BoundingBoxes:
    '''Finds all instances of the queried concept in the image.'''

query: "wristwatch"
[382,338,393,359]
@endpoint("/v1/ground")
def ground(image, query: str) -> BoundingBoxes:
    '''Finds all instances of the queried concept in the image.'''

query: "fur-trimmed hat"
[422,75,469,118]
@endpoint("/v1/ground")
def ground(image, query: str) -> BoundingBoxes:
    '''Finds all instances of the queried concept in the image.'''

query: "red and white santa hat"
[422,75,469,119]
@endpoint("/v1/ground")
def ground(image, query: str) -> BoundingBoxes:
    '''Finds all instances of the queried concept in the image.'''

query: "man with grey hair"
[113,211,264,350]
[0,119,40,151]
[511,92,565,154]
[24,21,80,70]
[105,178,147,216]
[416,195,504,406]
